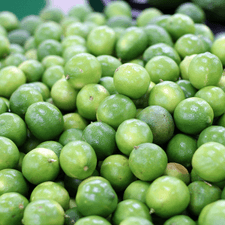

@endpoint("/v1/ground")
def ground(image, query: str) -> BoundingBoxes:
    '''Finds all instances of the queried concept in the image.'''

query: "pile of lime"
[1,1,225,224]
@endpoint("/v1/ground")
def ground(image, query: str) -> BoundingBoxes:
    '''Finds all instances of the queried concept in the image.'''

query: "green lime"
[165,13,195,41]
[120,217,154,225]
[64,175,83,198]
[112,199,152,225]
[99,76,118,95]
[63,112,88,131]
[96,94,136,129]
[188,181,222,216]
[188,52,223,89]
[85,12,106,26]
[42,65,64,88]
[192,142,225,182]
[123,180,150,204]
[104,1,132,18]
[68,4,92,21]
[8,29,30,46]
[137,105,175,145]
[97,55,122,77]
[149,14,171,29]
[40,7,64,23]
[146,176,190,218]
[18,59,44,82]
[87,25,116,56]
[64,207,83,225]
[174,97,214,135]
[114,63,150,99]
[76,216,111,225]
[60,17,80,34]
[100,154,135,192]
[116,27,148,61]
[116,118,153,156]
[4,53,26,67]
[148,81,185,114]
[76,176,118,217]
[0,24,7,36]
[0,66,26,98]
[65,22,89,39]
[164,162,190,185]
[107,16,132,29]
[37,39,62,61]
[179,54,197,80]
[61,35,86,50]
[198,200,225,225]
[9,86,43,118]
[194,23,214,41]
[25,102,64,141]
[59,128,83,146]
[137,8,162,27]
[144,24,173,47]
[30,181,70,210]
[36,141,63,158]
[20,15,43,35]
[82,121,116,160]
[145,56,180,84]
[13,149,25,170]
[0,136,20,170]
[24,36,36,51]
[164,215,196,225]
[0,98,8,114]
[0,192,29,225]
[0,169,29,196]
[63,45,88,62]
[129,143,168,181]
[64,53,102,89]
[143,43,181,65]
[0,11,19,31]
[59,140,97,180]
[0,112,27,147]
[76,84,110,120]
[51,78,78,112]
[166,133,197,168]
[24,49,38,60]
[176,80,197,98]
[42,55,64,69]
[211,37,225,66]
[175,34,205,58]
[22,199,64,225]
[22,148,60,185]
[34,21,62,45]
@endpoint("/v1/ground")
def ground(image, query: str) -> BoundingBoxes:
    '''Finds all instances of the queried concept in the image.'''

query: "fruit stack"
[0,1,225,224]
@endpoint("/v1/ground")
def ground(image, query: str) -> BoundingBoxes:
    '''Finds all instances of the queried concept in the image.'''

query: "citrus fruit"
[192,142,225,182]
[0,66,26,98]
[0,136,20,170]
[100,154,135,192]
[129,143,167,181]
[61,35,86,50]
[112,199,152,225]
[68,4,92,21]
[96,94,136,129]
[179,54,196,80]
[64,53,102,89]
[40,7,64,23]
[211,37,225,66]
[145,56,180,84]
[76,84,110,121]
[42,55,64,69]
[176,79,197,98]
[0,192,29,225]
[174,97,214,135]
[145,176,190,218]
[188,181,222,216]
[87,25,116,56]
[0,35,10,58]
[36,141,63,158]
[9,86,43,118]
[115,118,153,156]
[120,217,154,225]
[65,22,89,39]
[0,11,19,31]
[22,148,60,185]
[30,181,70,210]
[75,176,118,217]
[20,15,43,35]
[114,63,150,99]
[82,121,116,160]
[188,52,223,89]
[197,126,225,147]
[76,216,111,225]
[64,207,83,225]
[51,78,78,112]
[22,199,65,225]
[0,169,29,196]
[85,12,106,25]
[99,76,118,95]
[166,133,197,168]
[59,140,97,180]
[137,105,174,145]
[164,215,196,225]
[59,128,83,146]
[123,180,150,204]
[0,112,27,147]
[148,81,185,113]
[25,102,64,141]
